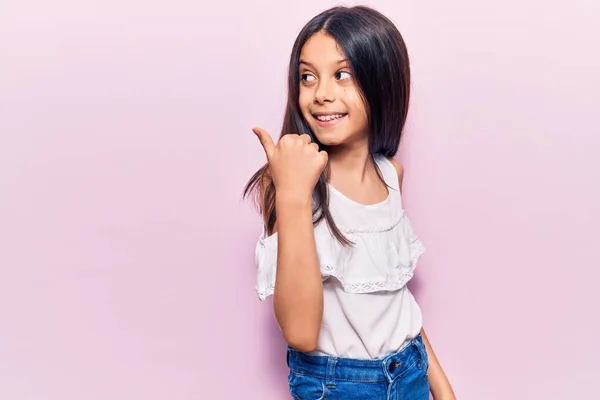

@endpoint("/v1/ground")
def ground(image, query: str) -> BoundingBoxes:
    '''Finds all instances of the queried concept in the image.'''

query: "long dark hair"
[244,5,411,245]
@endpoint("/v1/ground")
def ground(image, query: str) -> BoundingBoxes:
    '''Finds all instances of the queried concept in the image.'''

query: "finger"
[319,149,329,166]
[308,142,319,152]
[252,127,275,159]
[298,134,312,144]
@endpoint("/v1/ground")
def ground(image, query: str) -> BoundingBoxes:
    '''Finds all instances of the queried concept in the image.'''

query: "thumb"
[252,127,275,159]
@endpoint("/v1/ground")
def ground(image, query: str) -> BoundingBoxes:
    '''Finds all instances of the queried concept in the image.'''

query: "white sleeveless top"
[254,155,425,359]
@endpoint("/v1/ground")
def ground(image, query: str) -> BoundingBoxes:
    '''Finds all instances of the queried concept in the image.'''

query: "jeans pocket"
[288,372,326,400]
[394,361,430,400]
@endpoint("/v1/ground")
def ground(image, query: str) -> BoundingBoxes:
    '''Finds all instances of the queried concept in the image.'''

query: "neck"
[327,143,375,183]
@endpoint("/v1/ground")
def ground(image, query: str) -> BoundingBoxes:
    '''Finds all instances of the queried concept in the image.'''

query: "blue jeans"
[286,334,430,399]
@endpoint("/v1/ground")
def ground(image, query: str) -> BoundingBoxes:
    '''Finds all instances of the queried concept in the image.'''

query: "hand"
[252,127,328,202]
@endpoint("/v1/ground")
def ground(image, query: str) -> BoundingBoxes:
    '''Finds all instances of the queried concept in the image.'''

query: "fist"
[253,127,328,202]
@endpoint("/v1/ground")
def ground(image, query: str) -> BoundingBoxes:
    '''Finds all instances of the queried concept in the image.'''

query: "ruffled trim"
[255,228,278,301]
[320,235,425,294]
[254,213,425,301]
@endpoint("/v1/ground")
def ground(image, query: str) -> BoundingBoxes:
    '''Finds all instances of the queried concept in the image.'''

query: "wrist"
[275,191,312,208]
[276,195,313,227]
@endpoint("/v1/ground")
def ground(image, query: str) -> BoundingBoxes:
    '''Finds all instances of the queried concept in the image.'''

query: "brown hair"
[244,6,411,245]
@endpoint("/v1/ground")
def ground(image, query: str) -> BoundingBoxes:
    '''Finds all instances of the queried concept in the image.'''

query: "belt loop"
[325,357,337,388]
[414,336,427,370]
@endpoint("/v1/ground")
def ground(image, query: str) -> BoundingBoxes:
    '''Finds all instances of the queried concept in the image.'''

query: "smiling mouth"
[312,113,348,122]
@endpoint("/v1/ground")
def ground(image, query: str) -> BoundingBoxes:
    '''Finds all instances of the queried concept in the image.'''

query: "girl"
[245,6,456,400]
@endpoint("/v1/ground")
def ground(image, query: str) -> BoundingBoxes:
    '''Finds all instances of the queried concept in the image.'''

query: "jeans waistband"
[286,334,427,384]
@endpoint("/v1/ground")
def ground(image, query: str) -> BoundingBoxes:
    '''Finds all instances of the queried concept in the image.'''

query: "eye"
[301,73,316,82]
[336,71,352,80]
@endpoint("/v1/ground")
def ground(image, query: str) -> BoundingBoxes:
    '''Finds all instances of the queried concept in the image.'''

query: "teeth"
[316,114,344,121]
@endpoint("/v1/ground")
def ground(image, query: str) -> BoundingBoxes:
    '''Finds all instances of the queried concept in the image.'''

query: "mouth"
[312,112,348,127]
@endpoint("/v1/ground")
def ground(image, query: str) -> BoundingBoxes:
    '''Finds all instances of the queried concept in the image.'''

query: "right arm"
[271,194,323,353]
[255,128,327,353]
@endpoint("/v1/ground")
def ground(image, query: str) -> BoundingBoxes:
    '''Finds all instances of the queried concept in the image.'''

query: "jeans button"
[389,361,401,373]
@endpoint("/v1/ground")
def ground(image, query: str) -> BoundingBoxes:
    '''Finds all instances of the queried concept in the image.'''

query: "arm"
[255,130,325,353]
[388,157,455,399]
[421,328,456,400]
[270,192,323,353]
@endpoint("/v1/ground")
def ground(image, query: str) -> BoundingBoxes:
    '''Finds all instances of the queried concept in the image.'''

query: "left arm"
[421,328,455,400]
[389,157,456,400]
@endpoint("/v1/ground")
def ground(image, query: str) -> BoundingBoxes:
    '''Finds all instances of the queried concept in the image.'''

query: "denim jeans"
[286,334,430,399]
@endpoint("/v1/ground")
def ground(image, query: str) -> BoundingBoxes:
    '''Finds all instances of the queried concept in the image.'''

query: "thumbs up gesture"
[253,127,328,203]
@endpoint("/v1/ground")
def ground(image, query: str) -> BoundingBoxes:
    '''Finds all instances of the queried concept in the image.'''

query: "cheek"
[298,88,313,114]
[347,92,368,121]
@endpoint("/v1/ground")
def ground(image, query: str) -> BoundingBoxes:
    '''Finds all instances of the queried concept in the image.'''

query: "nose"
[314,79,335,104]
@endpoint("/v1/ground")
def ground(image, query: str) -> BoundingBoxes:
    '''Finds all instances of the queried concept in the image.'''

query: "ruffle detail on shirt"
[254,212,425,301]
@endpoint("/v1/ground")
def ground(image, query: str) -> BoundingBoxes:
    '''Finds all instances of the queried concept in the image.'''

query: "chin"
[319,139,345,147]
[312,131,346,147]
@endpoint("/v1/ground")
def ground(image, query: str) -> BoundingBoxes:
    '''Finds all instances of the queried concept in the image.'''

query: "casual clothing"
[286,334,430,400]
[253,154,428,396]
[255,155,426,358]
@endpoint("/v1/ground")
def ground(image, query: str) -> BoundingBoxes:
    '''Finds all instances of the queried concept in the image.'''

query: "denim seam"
[415,340,429,370]
[395,359,419,379]
[288,373,326,400]
[290,369,385,383]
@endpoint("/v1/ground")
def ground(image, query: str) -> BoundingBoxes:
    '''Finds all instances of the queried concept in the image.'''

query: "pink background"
[1,1,599,399]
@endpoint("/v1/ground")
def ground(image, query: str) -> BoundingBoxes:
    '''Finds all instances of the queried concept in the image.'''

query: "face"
[298,31,369,148]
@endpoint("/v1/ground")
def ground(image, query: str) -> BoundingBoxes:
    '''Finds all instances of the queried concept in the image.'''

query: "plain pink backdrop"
[1,0,599,399]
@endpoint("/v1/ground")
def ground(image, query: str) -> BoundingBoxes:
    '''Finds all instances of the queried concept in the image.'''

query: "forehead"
[300,31,346,65]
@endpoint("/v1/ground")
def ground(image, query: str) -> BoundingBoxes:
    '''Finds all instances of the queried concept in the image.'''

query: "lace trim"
[256,238,425,301]
[257,285,275,301]
[336,212,404,234]
[323,238,425,293]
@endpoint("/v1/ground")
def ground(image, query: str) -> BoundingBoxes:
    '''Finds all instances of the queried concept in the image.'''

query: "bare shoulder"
[386,157,404,191]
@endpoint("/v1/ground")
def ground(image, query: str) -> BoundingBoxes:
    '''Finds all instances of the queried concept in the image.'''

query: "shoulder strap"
[374,155,399,191]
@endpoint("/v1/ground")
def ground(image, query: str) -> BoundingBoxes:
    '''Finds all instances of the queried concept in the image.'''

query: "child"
[245,5,455,399]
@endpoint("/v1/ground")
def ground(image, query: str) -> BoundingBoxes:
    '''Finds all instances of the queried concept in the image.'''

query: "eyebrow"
[299,59,349,68]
